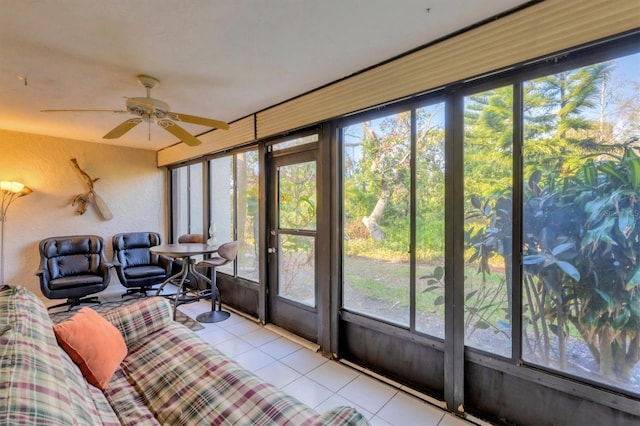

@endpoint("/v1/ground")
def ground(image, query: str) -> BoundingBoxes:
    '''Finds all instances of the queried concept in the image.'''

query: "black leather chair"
[112,232,173,297]
[36,235,111,310]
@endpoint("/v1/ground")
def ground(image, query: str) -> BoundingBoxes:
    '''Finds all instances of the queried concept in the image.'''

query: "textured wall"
[0,129,166,302]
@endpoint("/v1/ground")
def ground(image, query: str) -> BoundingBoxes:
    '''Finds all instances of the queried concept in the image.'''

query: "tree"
[356,113,411,241]
[523,144,640,380]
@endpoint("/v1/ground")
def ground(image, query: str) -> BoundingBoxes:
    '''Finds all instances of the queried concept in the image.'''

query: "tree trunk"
[599,326,615,377]
[621,331,640,380]
[556,301,567,370]
[362,189,389,241]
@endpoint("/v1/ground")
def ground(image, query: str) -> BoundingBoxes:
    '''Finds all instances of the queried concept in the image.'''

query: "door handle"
[267,247,276,254]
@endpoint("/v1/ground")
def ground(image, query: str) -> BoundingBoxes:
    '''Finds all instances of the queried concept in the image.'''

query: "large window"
[338,41,639,399]
[521,53,640,394]
[342,104,446,337]
[171,149,260,282]
[342,111,412,326]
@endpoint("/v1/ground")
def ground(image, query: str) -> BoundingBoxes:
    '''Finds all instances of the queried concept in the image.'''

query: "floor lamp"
[0,181,32,286]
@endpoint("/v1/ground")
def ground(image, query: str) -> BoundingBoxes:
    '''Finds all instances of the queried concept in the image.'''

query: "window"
[342,111,412,325]
[463,86,514,356]
[415,103,446,337]
[272,134,318,151]
[521,53,640,394]
[171,149,260,283]
[236,150,260,281]
[341,104,447,336]
[208,149,260,280]
[171,162,203,240]
[209,156,234,275]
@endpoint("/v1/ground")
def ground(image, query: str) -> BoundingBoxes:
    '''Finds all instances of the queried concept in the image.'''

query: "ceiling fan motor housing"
[126,97,170,118]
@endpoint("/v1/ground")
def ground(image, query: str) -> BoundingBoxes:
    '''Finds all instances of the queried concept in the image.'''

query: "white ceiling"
[1,0,531,151]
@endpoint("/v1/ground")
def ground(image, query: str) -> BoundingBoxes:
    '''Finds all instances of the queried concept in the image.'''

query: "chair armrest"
[35,268,50,284]
[99,261,113,274]
[158,254,173,272]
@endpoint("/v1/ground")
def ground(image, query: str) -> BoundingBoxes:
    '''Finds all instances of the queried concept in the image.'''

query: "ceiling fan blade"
[168,112,229,130]
[41,109,128,113]
[157,119,202,146]
[103,118,143,139]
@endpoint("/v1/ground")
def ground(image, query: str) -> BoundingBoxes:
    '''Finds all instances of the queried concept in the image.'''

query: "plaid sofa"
[0,286,369,425]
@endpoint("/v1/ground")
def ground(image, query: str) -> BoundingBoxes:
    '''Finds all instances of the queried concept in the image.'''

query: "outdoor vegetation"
[342,53,639,393]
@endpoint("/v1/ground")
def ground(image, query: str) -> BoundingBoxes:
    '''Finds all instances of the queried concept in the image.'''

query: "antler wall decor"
[70,158,113,220]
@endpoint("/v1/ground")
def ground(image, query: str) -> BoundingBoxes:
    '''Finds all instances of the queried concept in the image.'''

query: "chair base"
[196,310,231,323]
[47,296,101,311]
[121,287,158,298]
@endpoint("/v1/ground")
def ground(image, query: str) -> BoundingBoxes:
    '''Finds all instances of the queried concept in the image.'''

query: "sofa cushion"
[104,368,160,426]
[53,306,128,389]
[117,321,367,425]
[103,295,173,349]
[0,286,120,425]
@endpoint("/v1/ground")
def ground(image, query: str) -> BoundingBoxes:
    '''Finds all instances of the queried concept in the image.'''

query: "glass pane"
[342,111,411,326]
[464,86,513,356]
[522,53,640,395]
[272,134,318,151]
[278,233,315,307]
[172,164,204,242]
[415,103,446,337]
[237,150,260,282]
[188,163,204,236]
[210,156,234,275]
[172,167,189,240]
[278,161,316,230]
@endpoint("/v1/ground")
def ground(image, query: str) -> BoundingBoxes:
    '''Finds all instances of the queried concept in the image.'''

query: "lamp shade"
[0,181,32,196]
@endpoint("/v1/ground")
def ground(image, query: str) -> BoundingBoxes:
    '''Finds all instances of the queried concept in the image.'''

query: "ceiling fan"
[42,74,229,146]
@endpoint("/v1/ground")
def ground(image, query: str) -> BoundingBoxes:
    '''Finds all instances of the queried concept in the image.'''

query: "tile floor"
[100,284,483,426]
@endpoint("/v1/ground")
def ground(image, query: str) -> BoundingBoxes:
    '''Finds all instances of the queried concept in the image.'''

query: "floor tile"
[195,326,236,346]
[281,376,333,409]
[239,328,281,347]
[215,336,255,357]
[254,361,302,388]
[306,360,360,392]
[376,392,444,426]
[314,394,374,420]
[280,348,328,374]
[224,318,262,336]
[439,413,475,426]
[234,347,276,373]
[260,337,304,359]
[368,415,393,425]
[217,311,247,325]
[338,374,397,414]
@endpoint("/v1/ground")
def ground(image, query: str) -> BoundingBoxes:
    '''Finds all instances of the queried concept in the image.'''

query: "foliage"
[522,144,640,380]
[421,266,510,338]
